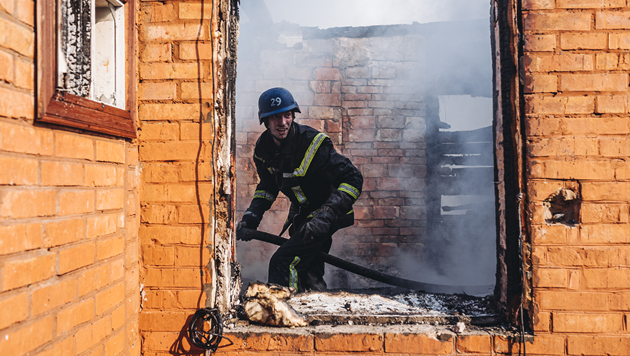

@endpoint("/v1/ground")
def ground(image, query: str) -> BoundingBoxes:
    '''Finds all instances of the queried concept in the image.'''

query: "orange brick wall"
[0,1,141,356]
[523,0,630,351]
[137,0,237,354]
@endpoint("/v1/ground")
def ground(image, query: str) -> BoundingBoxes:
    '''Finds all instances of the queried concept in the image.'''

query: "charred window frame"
[36,0,136,138]
[491,0,530,327]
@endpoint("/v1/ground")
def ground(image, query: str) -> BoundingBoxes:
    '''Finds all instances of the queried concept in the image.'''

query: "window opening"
[234,0,509,328]
[57,0,126,108]
[37,0,135,138]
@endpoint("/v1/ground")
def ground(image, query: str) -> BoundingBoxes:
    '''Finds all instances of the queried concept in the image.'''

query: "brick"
[57,298,94,333]
[41,161,84,186]
[144,268,202,288]
[536,291,609,311]
[597,11,630,29]
[0,189,56,219]
[143,2,176,22]
[140,63,199,80]
[558,0,625,7]
[610,33,630,50]
[315,333,382,352]
[535,268,568,287]
[600,137,630,156]
[0,17,34,56]
[59,242,96,274]
[309,106,334,119]
[95,140,125,163]
[179,42,212,60]
[139,226,203,245]
[14,58,33,90]
[112,305,124,330]
[85,164,118,187]
[456,334,492,353]
[0,156,38,185]
[138,82,177,101]
[0,86,33,119]
[534,311,551,332]
[140,204,178,224]
[0,50,14,83]
[97,236,124,260]
[568,335,630,355]
[582,182,630,201]
[55,132,94,160]
[139,311,189,332]
[522,0,555,9]
[525,95,593,114]
[581,224,630,243]
[0,316,53,355]
[316,68,341,81]
[0,0,14,16]
[529,159,614,180]
[528,137,598,156]
[77,264,111,296]
[561,32,608,50]
[583,268,630,289]
[581,204,629,223]
[597,95,628,113]
[105,330,125,355]
[0,293,28,329]
[309,81,331,93]
[0,123,52,155]
[137,103,200,123]
[96,282,124,315]
[385,333,453,354]
[58,190,94,216]
[178,3,213,19]
[2,253,55,291]
[75,316,112,353]
[523,12,591,31]
[141,43,171,62]
[525,53,593,72]
[561,73,628,92]
[139,142,206,161]
[0,223,42,255]
[96,189,125,210]
[495,334,564,354]
[174,246,206,266]
[138,122,179,141]
[524,75,557,93]
[32,279,77,315]
[180,122,214,141]
[141,184,196,203]
[141,23,207,42]
[44,218,85,247]
[181,82,215,100]
[142,331,201,352]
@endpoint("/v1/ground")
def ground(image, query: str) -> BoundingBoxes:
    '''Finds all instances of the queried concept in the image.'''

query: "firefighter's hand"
[236,213,260,241]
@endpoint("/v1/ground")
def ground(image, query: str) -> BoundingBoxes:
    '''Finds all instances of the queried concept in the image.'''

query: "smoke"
[263,0,489,29]
[236,0,495,293]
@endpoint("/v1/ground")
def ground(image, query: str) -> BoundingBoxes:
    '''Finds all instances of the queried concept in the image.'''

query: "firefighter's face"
[267,111,293,144]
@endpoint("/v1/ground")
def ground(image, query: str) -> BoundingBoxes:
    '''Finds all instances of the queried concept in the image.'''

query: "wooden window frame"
[36,0,137,139]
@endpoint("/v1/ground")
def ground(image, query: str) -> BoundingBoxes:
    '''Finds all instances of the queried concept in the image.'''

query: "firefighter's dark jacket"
[244,122,363,231]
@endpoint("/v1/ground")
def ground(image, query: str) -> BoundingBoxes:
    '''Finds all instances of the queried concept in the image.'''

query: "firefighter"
[236,87,363,292]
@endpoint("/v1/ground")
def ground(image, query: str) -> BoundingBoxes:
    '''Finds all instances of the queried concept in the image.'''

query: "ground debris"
[243,282,308,327]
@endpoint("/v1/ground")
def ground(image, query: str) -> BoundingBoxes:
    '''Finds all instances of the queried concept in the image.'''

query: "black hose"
[241,228,493,295]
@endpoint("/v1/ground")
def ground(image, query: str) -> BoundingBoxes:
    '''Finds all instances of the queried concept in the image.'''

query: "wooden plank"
[438,142,493,155]
[438,153,494,166]
[41,94,136,138]
[439,126,493,143]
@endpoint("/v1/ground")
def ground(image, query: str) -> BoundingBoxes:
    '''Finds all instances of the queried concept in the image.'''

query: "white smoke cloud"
[264,0,489,28]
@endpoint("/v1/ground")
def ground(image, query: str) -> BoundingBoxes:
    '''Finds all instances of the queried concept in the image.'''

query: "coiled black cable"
[188,308,232,352]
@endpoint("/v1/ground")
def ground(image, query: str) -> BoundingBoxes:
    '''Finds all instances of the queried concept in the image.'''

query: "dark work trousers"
[267,226,333,292]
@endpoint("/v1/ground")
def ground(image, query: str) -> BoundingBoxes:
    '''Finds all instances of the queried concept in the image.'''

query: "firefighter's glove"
[301,206,335,244]
[236,212,260,241]
[301,190,354,244]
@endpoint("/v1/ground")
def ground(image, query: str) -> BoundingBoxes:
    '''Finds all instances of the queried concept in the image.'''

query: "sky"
[263,0,490,28]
